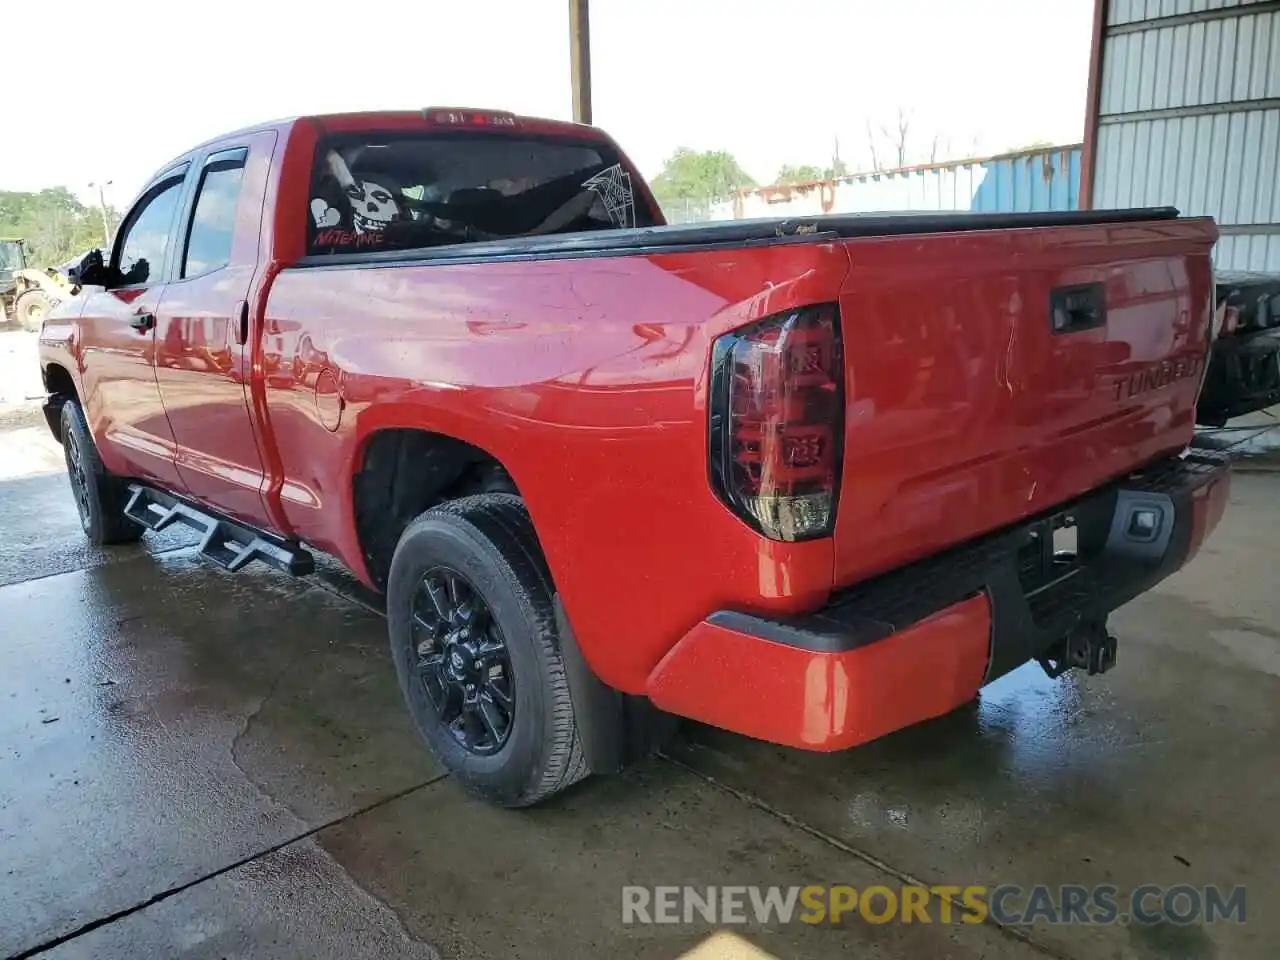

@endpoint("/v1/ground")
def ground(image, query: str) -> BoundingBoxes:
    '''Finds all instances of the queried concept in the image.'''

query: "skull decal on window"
[347,180,400,234]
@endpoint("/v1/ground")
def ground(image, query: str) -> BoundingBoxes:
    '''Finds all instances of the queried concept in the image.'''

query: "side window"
[182,155,246,278]
[116,177,185,285]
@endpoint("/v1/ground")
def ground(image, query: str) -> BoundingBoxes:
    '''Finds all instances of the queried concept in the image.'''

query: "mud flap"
[553,596,675,774]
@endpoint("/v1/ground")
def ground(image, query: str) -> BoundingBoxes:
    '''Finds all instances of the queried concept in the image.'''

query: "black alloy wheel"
[63,424,92,531]
[411,566,515,755]
[387,494,590,806]
[58,400,144,546]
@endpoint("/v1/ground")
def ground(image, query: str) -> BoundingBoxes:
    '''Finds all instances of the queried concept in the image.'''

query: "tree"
[881,106,911,168]
[866,120,882,172]
[775,164,824,185]
[824,136,848,180]
[0,188,120,268]
[649,148,756,206]
[929,134,956,164]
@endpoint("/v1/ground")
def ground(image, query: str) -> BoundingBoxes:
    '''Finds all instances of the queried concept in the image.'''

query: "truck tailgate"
[832,217,1218,588]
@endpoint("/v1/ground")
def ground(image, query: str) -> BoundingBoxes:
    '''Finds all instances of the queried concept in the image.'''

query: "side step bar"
[124,484,314,576]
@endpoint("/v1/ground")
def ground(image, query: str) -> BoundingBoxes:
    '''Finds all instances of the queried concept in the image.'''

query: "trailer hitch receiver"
[1038,619,1118,679]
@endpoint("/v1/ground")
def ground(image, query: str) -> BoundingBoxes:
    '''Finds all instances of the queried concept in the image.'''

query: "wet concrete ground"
[1,404,1276,959]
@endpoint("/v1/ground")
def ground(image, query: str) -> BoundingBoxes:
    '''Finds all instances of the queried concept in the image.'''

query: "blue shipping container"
[720,145,1083,220]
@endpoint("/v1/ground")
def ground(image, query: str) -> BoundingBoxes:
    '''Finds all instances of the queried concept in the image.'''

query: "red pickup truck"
[38,109,1231,807]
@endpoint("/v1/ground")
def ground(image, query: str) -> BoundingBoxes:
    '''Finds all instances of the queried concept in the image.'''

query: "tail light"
[708,304,844,541]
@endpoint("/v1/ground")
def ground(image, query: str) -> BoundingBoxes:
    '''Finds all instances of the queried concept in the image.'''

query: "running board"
[124,484,314,576]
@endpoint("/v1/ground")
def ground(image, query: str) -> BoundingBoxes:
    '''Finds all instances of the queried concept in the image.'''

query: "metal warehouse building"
[717,0,1278,276]
[1083,0,1280,270]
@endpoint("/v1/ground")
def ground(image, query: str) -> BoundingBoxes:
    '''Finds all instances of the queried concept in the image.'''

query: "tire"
[387,494,588,807]
[59,401,145,546]
[15,290,53,332]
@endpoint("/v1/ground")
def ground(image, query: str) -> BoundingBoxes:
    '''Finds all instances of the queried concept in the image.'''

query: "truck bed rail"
[294,207,1182,270]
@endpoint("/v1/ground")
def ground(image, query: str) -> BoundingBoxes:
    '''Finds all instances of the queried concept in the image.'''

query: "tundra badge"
[1111,355,1203,401]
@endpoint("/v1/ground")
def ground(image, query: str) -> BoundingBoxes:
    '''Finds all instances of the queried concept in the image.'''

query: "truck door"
[75,166,189,490]
[153,132,277,531]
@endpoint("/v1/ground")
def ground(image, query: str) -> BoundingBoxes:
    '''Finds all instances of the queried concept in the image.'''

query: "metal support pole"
[569,0,592,125]
[89,181,113,245]
[1079,0,1109,210]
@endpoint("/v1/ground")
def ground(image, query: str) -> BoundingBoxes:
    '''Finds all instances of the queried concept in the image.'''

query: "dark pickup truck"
[1199,272,1280,424]
[38,108,1230,806]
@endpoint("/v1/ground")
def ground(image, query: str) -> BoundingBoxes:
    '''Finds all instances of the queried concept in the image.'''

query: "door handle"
[1050,284,1106,334]
[129,312,155,332]
[233,300,249,346]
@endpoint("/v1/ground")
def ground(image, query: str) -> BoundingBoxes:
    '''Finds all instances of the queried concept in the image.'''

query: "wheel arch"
[40,361,80,443]
[347,423,527,591]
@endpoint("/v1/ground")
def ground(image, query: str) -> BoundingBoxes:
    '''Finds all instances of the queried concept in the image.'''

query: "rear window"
[307,133,656,256]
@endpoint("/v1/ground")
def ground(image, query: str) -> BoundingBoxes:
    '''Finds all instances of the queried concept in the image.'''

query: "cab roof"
[149,110,611,189]
[189,109,604,153]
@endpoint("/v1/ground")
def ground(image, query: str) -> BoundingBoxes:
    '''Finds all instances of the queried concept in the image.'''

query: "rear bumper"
[647,452,1231,751]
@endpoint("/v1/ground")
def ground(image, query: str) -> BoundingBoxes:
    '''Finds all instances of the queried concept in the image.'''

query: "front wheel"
[387,494,588,807]
[59,401,145,546]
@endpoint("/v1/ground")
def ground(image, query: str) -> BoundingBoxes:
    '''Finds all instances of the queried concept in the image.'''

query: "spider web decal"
[582,164,635,228]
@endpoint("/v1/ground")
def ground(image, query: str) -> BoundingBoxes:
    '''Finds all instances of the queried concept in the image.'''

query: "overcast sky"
[4,0,1094,209]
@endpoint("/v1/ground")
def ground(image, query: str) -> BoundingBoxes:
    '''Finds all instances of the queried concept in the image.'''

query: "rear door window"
[307,133,657,256]
[182,151,246,278]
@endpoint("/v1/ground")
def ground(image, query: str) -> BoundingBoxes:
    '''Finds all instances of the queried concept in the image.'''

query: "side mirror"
[72,249,107,287]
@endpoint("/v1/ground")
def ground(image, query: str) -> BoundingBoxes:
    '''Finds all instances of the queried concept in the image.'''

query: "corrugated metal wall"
[1090,0,1280,270]
[716,146,1082,221]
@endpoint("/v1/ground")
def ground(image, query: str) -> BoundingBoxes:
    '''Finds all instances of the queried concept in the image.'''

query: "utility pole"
[88,180,113,245]
[569,0,592,125]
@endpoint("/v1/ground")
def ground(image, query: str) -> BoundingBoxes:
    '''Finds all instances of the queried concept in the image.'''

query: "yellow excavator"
[1,237,80,331]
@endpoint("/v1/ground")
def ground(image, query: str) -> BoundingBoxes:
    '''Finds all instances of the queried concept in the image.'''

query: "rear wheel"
[15,290,52,332]
[387,494,588,807]
[59,401,145,546]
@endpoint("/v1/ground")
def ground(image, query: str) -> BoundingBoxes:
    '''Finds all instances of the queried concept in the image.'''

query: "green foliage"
[825,157,849,179]
[649,148,756,207]
[772,157,848,187]
[775,164,824,185]
[0,188,119,268]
